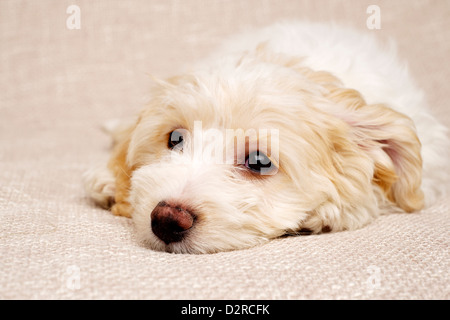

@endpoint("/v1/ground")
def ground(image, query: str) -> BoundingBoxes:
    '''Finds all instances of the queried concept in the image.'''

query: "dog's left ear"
[246,46,424,212]
[324,85,424,212]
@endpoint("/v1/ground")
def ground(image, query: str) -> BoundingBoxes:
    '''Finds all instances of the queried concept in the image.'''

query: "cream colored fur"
[84,22,449,253]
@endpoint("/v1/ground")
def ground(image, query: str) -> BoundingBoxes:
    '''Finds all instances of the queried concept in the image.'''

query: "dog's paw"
[83,165,116,209]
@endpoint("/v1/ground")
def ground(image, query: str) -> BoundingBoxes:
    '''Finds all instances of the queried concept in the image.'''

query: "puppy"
[84,22,449,254]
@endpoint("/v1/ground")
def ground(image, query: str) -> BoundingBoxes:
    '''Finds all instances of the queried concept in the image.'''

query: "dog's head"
[110,47,423,253]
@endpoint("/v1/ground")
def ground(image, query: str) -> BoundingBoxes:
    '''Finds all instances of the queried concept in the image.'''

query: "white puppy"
[84,22,449,254]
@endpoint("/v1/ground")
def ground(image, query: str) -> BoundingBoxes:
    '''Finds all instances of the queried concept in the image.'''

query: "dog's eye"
[168,129,184,150]
[245,151,274,174]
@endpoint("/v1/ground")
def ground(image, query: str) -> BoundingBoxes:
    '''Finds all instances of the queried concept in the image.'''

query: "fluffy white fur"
[84,22,449,254]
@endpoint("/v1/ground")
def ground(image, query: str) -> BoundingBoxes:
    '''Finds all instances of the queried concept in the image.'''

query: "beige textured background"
[0,0,449,299]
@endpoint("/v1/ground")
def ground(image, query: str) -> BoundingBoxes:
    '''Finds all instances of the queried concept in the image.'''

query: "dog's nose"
[150,201,195,244]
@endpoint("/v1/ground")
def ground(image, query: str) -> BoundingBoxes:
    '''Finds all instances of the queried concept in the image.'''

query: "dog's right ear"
[107,120,138,218]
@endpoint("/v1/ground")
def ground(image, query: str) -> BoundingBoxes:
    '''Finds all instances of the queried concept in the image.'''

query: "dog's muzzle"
[150,201,195,244]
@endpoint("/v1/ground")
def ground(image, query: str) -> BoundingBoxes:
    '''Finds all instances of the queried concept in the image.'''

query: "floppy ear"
[248,46,424,212]
[249,46,424,212]
[107,121,137,218]
[325,86,424,212]
[106,76,181,217]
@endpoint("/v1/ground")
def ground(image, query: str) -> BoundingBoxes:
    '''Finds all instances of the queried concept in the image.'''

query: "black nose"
[150,201,195,244]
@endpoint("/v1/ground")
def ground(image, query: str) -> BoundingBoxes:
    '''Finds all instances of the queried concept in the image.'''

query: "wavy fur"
[84,22,449,253]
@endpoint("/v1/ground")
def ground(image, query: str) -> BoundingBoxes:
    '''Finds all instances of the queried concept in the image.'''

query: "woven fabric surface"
[0,0,449,299]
